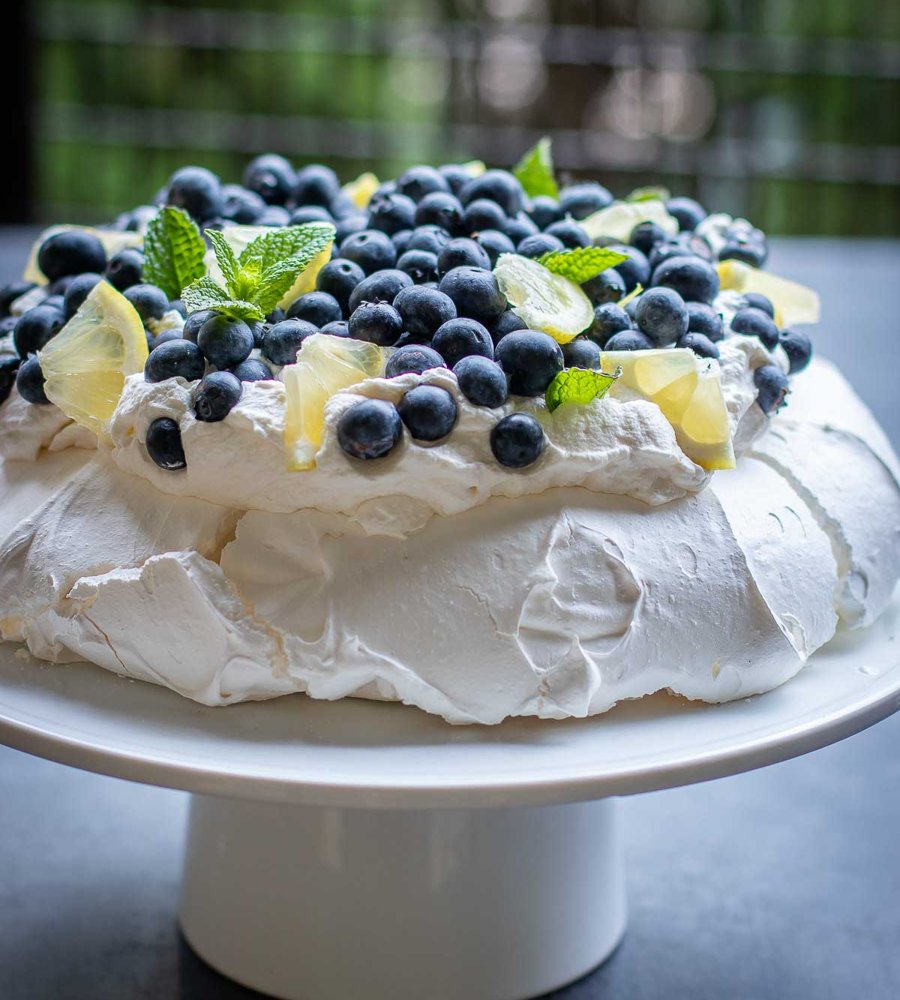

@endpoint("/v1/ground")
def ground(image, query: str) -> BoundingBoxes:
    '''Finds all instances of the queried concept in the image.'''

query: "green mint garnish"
[537,246,629,284]
[513,137,558,200]
[143,207,207,301]
[545,366,622,413]
[626,185,670,203]
[618,282,643,308]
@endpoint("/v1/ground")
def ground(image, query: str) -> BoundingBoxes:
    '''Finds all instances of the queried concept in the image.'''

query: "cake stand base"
[179,794,626,1000]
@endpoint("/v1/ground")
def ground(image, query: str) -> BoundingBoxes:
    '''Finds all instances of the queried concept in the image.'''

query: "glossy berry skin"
[146,417,187,470]
[544,219,590,249]
[220,184,266,224]
[320,320,350,338]
[438,267,506,326]
[384,344,446,378]
[337,398,403,460]
[743,291,775,318]
[780,329,813,374]
[15,356,49,404]
[292,164,340,208]
[150,329,182,351]
[720,242,766,267]
[397,384,458,442]
[460,170,524,217]
[634,287,689,346]
[453,356,508,408]
[0,355,20,406]
[462,198,508,234]
[475,229,515,267]
[432,317,493,367]
[527,195,563,230]
[495,330,563,397]
[197,314,255,368]
[647,239,695,272]
[183,309,214,344]
[287,291,342,327]
[503,213,539,245]
[348,301,404,346]
[603,330,654,351]
[517,234,565,259]
[731,307,779,350]
[581,269,625,306]
[396,165,450,202]
[13,305,64,357]
[230,358,273,382]
[289,205,333,226]
[105,248,144,291]
[367,193,417,236]
[167,166,222,221]
[257,206,290,227]
[686,302,724,342]
[393,286,457,340]
[676,331,720,359]
[243,154,295,205]
[629,221,668,257]
[588,303,631,346]
[63,273,103,318]
[490,412,544,469]
[559,183,613,220]
[169,299,187,318]
[193,371,243,422]
[0,281,37,317]
[491,309,527,343]
[414,192,464,234]
[316,258,365,314]
[651,256,719,306]
[392,229,413,255]
[754,365,789,414]
[42,295,65,313]
[144,339,206,383]
[609,245,651,292]
[124,284,169,323]
[334,214,368,244]
[666,196,707,232]
[262,319,318,366]
[348,269,413,314]
[407,225,452,255]
[340,230,398,275]
[437,164,471,196]
[562,337,601,369]
[397,250,439,284]
[437,238,491,275]
[38,230,107,281]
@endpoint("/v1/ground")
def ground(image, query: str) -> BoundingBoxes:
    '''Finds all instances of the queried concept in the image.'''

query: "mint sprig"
[538,247,629,284]
[513,137,558,200]
[143,207,207,300]
[626,185,670,203]
[545,366,622,413]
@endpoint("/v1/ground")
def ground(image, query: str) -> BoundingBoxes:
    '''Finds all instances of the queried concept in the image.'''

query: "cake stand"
[1,592,898,1000]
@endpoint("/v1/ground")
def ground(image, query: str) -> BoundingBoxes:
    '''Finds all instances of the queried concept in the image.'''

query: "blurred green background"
[23,0,900,234]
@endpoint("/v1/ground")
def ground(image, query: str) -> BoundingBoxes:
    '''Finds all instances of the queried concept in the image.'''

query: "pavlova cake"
[0,143,897,725]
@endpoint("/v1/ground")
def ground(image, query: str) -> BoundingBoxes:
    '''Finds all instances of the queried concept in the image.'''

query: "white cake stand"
[1,593,898,1000]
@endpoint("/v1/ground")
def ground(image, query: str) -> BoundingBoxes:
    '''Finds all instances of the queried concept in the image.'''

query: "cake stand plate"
[1,592,898,1000]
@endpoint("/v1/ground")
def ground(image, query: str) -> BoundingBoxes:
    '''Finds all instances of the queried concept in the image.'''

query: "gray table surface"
[0,233,897,1000]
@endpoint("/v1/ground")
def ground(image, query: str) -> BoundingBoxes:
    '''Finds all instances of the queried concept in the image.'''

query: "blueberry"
[0,355,20,406]
[462,198,508,234]
[63,273,103,319]
[677,332,720,359]
[491,309,527,343]
[603,330,654,351]
[292,164,340,208]
[581,269,625,306]
[183,309,214,345]
[504,213,539,245]
[460,170,524,217]
[779,329,813,374]
[397,385,458,442]
[609,245,651,293]
[438,266,506,326]
[651,256,719,305]
[743,292,775,318]
[243,154,295,205]
[544,219,591,249]
[397,249,439,284]
[42,295,65,313]
[103,247,144,293]
[230,358,273,382]
[437,164,471,196]
[666,197,707,232]
[393,286,457,340]
[348,302,404,346]
[396,165,450,202]
[340,230,398,274]
[194,371,243,422]
[287,290,342,327]
[48,275,76,297]
[414,192,464,234]
[221,184,266,223]
[146,417,186,470]
[0,316,16,338]
[257,206,291,227]
[348,269,413,313]
[337,398,403,460]
[686,302,724,342]
[150,329,183,351]
[647,239,696,272]
[16,355,50,404]
[392,229,413,255]
[384,344,447,378]
[720,242,766,268]
[731,307,779,350]
[197,314,255,368]
[517,233,565,259]
[474,229,515,267]
[527,196,562,230]
[261,319,318,366]
[289,205,334,226]
[562,337,601,369]
[453,356,508,408]
[320,320,350,338]
[37,230,107,281]
[432,317,493,367]
[437,238,492,275]
[329,194,360,221]
[167,166,222,221]
[169,299,187,318]
[558,183,613,220]
[754,365,789,414]
[334,214,369,244]
[406,225,452,255]
[490,412,544,468]
[495,330,563,396]
[124,283,169,323]
[316,258,365,314]
[634,287,689,346]
[629,221,668,257]
[144,339,206,383]
[367,192,417,235]
[13,306,64,357]
[0,281,37,317]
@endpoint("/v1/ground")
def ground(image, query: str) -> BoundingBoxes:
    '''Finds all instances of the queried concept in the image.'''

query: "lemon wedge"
[493,253,593,344]
[38,281,148,441]
[716,259,820,327]
[342,172,380,209]
[24,226,143,284]
[603,348,735,470]
[283,334,388,470]
[580,199,678,244]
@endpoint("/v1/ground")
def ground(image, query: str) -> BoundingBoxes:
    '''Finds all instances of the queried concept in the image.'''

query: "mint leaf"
[239,223,334,275]
[513,137,558,200]
[181,276,229,314]
[545,366,622,414]
[626,185,670,203]
[205,229,242,297]
[538,247,629,284]
[210,300,265,322]
[143,207,206,300]
[251,253,309,315]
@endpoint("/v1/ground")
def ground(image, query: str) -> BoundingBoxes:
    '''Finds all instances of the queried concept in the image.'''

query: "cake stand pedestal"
[0,591,898,1000]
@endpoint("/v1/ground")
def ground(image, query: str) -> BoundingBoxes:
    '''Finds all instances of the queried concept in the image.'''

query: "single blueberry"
[329,193,359,221]
[384,344,447,378]
[397,384,458,442]
[230,358,273,382]
[459,170,524,217]
[38,230,107,281]
[491,309,527,344]
[348,302,404,346]
[437,164,471,196]
[406,225,452,255]
[0,281,37,317]
[754,365,789,414]
[665,196,707,232]
[292,164,340,208]
[220,184,266,224]
[146,417,186,470]
[167,166,222,221]
[731,307,779,350]
[504,213,539,245]
[432,317,493,367]
[367,192,417,235]
[262,319,318,366]
[558,183,613,220]
[647,239,696,272]
[337,398,403,460]
[462,198,508,234]
[13,305,64,358]
[124,283,169,323]
[490,412,544,468]
[194,371,243,422]
[780,329,813,374]
[527,196,562,230]
[743,291,775,318]
[475,229,515,267]
[396,165,450,202]
[676,332,720,359]
[414,192,464,234]
[562,337,602,369]
[397,249,439,284]
[48,276,76,297]
[197,314,255,368]
[393,285,457,340]
[243,154,295,205]
[686,302,724,342]
[257,206,290,227]
[544,219,591,249]
[320,320,350,338]
[651,256,719,305]
[289,205,334,226]
[105,248,144,291]
[340,229,398,274]
[453,355,508,408]
[145,339,206,383]
[603,330,654,351]
[63,273,103,319]
[437,238,492,276]
[629,221,668,257]
[287,290,342,328]
[581,269,626,306]
[0,355,20,406]
[348,269,413,314]
[334,214,369,244]
[316,258,365,315]
[634,287,689,346]
[438,266,506,325]
[720,242,767,268]
[517,233,565,259]
[15,355,50,404]
[608,245,651,293]
[183,309,214,344]
[392,229,413,255]
[495,330,564,396]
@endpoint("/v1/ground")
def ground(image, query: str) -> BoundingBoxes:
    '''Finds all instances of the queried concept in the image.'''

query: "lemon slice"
[603,348,735,470]
[342,172,380,209]
[24,226,143,284]
[493,253,593,344]
[460,159,486,177]
[580,199,678,243]
[716,260,820,327]
[38,281,148,441]
[283,334,388,470]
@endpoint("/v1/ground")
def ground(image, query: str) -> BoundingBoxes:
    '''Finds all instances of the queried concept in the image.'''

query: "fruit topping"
[730,307,779,350]
[194,371,243,422]
[716,259,819,327]
[385,345,447,378]
[779,329,813,374]
[145,339,206,383]
[490,412,545,469]
[397,384,458,442]
[146,416,187,470]
[494,253,593,344]
[337,398,403,460]
[634,286,689,346]
[754,365,790,413]
[453,356,509,408]
[16,356,49,405]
